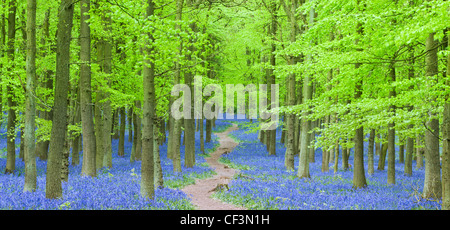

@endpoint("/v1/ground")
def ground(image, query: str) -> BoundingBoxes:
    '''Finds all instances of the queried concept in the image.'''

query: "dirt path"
[181,123,246,210]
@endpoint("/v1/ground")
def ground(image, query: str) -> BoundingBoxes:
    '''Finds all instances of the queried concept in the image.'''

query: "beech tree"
[79,0,97,177]
[46,0,74,199]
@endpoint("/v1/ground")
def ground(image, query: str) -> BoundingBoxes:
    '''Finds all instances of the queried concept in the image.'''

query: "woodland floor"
[181,124,246,210]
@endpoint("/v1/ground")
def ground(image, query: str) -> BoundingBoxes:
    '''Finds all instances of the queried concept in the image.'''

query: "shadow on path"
[181,123,246,210]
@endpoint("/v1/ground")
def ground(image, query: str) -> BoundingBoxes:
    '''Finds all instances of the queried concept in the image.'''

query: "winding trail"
[181,123,246,210]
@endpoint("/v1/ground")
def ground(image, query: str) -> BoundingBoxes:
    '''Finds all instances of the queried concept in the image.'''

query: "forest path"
[181,123,246,210]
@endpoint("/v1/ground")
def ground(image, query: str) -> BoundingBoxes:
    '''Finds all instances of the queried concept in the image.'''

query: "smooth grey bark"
[80,0,96,177]
[141,0,155,199]
[154,119,164,188]
[342,140,349,171]
[267,0,277,157]
[368,129,375,175]
[183,0,198,168]
[97,11,113,169]
[405,129,414,176]
[297,4,314,179]
[378,141,388,170]
[135,100,142,161]
[442,29,450,210]
[46,0,74,199]
[405,48,415,176]
[71,95,81,166]
[23,0,37,192]
[422,32,442,199]
[416,136,424,169]
[352,0,367,189]
[94,89,105,170]
[171,0,183,173]
[131,104,138,163]
[280,4,300,168]
[36,9,51,161]
[387,63,396,185]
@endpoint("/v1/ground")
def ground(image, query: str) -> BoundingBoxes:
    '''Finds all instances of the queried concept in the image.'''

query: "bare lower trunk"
[46,0,74,199]
[140,0,155,199]
[80,0,96,176]
[118,107,126,157]
[368,129,375,175]
[23,0,37,192]
[423,33,442,199]
[5,0,16,175]
[416,136,424,169]
[441,30,450,210]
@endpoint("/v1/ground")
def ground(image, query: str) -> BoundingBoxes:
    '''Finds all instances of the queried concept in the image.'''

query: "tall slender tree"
[298,3,314,179]
[387,61,396,185]
[422,32,442,199]
[46,0,74,199]
[4,0,16,175]
[80,0,97,177]
[23,0,37,192]
[352,0,367,189]
[141,0,155,199]
[442,29,450,210]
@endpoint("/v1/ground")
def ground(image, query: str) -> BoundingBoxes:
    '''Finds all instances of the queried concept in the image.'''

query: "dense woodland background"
[0,0,449,210]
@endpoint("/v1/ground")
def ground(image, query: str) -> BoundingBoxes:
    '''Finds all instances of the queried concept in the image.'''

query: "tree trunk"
[297,5,314,179]
[135,100,142,161]
[268,0,277,157]
[352,1,367,189]
[441,29,450,210]
[416,136,424,169]
[284,72,296,171]
[375,132,381,156]
[206,118,212,143]
[368,129,375,175]
[200,118,204,154]
[23,0,37,192]
[94,89,105,170]
[46,0,74,199]
[184,0,197,168]
[61,126,70,182]
[4,0,16,175]
[309,119,315,162]
[321,116,329,173]
[0,8,4,125]
[422,32,442,199]
[131,103,138,163]
[128,107,133,143]
[98,11,113,169]
[334,138,339,173]
[378,142,388,171]
[405,129,414,176]
[387,63,396,185]
[184,69,196,167]
[80,0,96,176]
[35,9,51,161]
[154,120,164,189]
[399,143,404,163]
[405,47,415,177]
[141,0,155,199]
[118,107,126,157]
[342,140,349,171]
[71,88,81,166]
[159,118,166,145]
[112,108,119,139]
